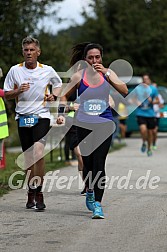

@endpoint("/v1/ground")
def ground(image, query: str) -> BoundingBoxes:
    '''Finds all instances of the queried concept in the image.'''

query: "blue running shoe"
[141,142,146,153]
[92,201,104,219]
[86,191,95,211]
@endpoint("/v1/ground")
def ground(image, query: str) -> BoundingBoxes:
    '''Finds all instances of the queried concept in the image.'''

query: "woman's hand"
[92,63,108,75]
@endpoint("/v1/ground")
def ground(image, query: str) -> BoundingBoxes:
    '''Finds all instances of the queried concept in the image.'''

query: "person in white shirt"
[4,36,62,210]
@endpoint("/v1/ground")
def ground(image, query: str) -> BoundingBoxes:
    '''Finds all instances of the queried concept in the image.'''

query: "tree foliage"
[2,0,167,143]
[1,0,167,85]
[0,0,63,78]
[76,0,167,84]
[38,30,74,71]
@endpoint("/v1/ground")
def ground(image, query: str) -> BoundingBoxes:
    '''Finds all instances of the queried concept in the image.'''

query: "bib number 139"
[19,115,38,127]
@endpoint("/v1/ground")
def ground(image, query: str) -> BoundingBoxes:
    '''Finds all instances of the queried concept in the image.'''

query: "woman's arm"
[60,72,81,98]
[105,70,128,95]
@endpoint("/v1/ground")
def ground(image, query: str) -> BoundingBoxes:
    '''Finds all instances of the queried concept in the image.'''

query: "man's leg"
[25,164,36,208]
[139,124,148,142]
[152,118,159,149]
[139,124,147,152]
[31,141,46,210]
[119,119,127,142]
[111,116,119,144]
[33,142,45,185]
[24,149,35,182]
[147,129,153,151]
[74,146,83,174]
[17,124,36,208]
[147,117,157,156]
[32,119,50,210]
[64,133,70,163]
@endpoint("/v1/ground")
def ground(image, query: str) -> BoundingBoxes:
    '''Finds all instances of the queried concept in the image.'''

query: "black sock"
[36,186,42,193]
[28,185,36,193]
[87,189,93,193]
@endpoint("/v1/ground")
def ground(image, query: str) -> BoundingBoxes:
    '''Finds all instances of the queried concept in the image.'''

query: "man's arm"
[149,86,160,105]
[5,83,30,100]
[52,87,62,101]
[44,87,62,102]
[150,96,159,105]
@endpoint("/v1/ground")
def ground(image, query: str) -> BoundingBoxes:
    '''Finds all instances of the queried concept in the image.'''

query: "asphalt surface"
[0,136,167,252]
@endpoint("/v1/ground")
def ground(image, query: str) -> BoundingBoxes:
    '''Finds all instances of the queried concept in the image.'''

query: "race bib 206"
[84,99,106,115]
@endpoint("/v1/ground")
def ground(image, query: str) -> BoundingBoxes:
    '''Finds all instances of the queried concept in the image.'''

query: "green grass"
[0,142,126,197]
[0,148,66,197]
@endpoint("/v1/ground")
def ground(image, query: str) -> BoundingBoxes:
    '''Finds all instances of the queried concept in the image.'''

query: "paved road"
[0,136,167,252]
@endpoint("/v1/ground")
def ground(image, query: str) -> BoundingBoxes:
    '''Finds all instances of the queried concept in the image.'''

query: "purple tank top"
[76,69,113,123]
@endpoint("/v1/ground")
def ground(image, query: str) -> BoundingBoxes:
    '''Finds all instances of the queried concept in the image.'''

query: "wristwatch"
[53,95,58,101]
[105,70,111,77]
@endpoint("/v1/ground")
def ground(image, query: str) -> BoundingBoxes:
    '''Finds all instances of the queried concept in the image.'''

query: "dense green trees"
[77,0,167,84]
[1,0,167,145]
[1,0,167,84]
[38,0,167,84]
[0,0,63,79]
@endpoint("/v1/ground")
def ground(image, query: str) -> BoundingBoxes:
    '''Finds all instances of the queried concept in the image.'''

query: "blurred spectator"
[110,90,128,144]
[152,83,164,149]
[118,102,128,143]
[0,68,9,161]
[64,92,77,165]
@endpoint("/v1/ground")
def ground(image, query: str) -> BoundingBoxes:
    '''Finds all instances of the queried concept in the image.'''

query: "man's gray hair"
[22,36,40,48]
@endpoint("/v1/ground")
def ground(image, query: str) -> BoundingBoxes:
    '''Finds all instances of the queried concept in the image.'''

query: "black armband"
[58,104,66,116]
[53,95,58,101]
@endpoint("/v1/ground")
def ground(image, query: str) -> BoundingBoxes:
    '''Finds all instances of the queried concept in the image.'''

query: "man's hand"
[5,83,30,100]
[44,94,55,102]
[148,97,153,104]
[57,115,65,125]
[73,103,80,111]
[19,83,30,93]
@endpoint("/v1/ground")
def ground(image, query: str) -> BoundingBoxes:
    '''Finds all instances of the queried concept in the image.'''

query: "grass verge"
[0,142,126,197]
[0,148,66,197]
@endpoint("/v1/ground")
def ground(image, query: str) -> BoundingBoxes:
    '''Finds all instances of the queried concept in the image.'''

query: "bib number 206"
[84,99,106,115]
[89,103,101,111]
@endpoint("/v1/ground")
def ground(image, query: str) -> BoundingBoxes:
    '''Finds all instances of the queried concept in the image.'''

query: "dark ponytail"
[70,42,103,67]
[70,42,90,67]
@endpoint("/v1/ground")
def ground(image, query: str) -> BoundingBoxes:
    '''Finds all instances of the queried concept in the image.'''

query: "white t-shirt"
[4,62,62,119]
[153,93,164,118]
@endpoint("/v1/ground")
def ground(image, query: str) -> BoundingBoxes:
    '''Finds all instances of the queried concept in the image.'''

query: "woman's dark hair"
[70,42,103,67]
